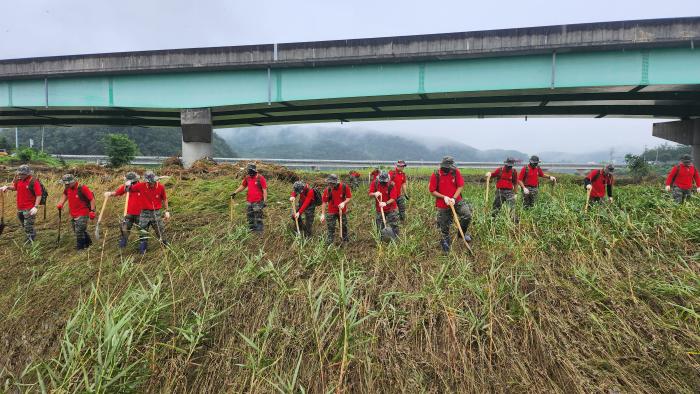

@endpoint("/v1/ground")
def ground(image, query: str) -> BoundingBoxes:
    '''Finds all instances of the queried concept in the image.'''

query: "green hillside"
[0,127,236,157]
[0,164,698,392]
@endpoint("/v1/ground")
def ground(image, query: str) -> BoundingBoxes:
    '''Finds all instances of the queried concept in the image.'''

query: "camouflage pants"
[139,209,167,243]
[17,209,36,242]
[71,215,91,249]
[326,212,349,243]
[375,209,400,236]
[396,195,407,221]
[246,201,265,233]
[295,202,316,236]
[672,186,692,204]
[120,214,139,243]
[522,186,539,208]
[437,199,472,245]
[492,189,516,213]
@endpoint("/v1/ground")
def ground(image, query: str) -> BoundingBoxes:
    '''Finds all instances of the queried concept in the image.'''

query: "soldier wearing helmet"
[369,171,400,237]
[56,174,97,250]
[128,171,170,253]
[0,165,43,243]
[290,180,320,236]
[584,164,615,204]
[486,157,521,220]
[104,172,143,248]
[517,155,557,208]
[320,174,352,244]
[664,154,700,203]
[231,163,268,233]
[389,160,409,221]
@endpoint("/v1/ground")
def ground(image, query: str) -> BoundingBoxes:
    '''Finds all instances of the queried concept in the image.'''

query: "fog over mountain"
[217,126,637,163]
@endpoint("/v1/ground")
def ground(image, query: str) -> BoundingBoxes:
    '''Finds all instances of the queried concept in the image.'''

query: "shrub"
[103,133,138,167]
[17,147,36,163]
[625,153,651,181]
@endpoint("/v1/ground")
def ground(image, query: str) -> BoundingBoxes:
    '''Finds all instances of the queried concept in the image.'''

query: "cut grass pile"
[0,166,698,393]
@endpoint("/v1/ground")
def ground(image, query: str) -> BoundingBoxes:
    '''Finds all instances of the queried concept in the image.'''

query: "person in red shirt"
[104,172,143,248]
[517,155,557,208]
[290,180,319,237]
[0,165,43,243]
[584,164,614,204]
[129,171,170,253]
[369,171,400,237]
[389,160,408,221]
[320,174,352,244]
[231,163,267,233]
[429,156,472,252]
[665,154,700,203]
[56,174,96,250]
[486,157,521,220]
[348,170,361,189]
[370,167,380,183]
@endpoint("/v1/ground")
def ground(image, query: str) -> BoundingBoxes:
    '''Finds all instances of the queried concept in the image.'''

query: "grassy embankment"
[0,166,698,393]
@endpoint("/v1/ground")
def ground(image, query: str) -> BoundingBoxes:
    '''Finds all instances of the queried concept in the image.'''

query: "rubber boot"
[440,239,450,253]
[76,238,85,251]
[139,240,148,255]
[84,233,92,248]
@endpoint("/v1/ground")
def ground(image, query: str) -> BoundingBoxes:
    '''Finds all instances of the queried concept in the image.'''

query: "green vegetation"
[103,134,139,167]
[0,167,698,392]
[0,147,63,167]
[0,127,236,157]
[624,153,651,181]
[642,143,691,163]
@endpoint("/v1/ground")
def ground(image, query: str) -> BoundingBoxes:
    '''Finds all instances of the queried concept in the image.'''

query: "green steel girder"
[1,47,699,127]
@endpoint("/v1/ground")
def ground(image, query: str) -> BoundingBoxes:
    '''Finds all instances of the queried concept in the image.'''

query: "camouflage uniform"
[120,214,140,246]
[672,186,692,204]
[376,210,400,236]
[139,209,167,243]
[71,215,92,248]
[326,213,349,243]
[17,209,36,242]
[522,186,539,208]
[492,188,516,214]
[396,195,407,221]
[246,201,265,233]
[436,199,471,247]
[296,199,316,237]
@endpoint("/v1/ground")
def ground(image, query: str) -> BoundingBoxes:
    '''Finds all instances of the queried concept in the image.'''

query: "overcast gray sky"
[1,0,697,154]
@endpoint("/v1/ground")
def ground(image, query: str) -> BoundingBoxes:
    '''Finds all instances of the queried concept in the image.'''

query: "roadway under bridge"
[1,17,700,166]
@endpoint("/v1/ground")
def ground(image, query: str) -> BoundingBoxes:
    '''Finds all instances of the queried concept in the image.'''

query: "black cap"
[504,157,516,166]
[605,164,615,173]
[529,155,540,163]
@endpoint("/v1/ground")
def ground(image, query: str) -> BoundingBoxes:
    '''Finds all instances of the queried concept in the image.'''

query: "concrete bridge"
[1,17,700,166]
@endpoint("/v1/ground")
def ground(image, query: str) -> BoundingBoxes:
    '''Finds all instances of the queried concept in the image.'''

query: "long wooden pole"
[450,204,473,254]
[584,188,592,212]
[291,199,300,235]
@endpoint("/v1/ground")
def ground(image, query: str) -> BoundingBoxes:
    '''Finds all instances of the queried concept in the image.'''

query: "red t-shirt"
[13,176,43,210]
[491,167,518,190]
[665,163,700,190]
[241,175,267,203]
[428,168,464,209]
[322,183,352,214]
[518,165,545,187]
[369,180,399,212]
[130,182,167,210]
[291,184,315,214]
[389,169,407,194]
[62,183,94,218]
[585,169,613,198]
[114,183,143,215]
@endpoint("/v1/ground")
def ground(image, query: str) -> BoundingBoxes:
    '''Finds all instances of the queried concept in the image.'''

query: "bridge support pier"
[181,108,213,168]
[652,119,700,168]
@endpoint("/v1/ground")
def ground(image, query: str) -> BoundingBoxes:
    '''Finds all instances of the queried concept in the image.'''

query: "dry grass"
[0,167,698,393]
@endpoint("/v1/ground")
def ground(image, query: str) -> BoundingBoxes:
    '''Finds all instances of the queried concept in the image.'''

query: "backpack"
[28,179,49,206]
[310,187,323,205]
[373,179,394,198]
[434,168,457,194]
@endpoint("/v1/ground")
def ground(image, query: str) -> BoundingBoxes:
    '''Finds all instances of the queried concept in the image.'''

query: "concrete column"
[652,119,700,168]
[181,108,213,168]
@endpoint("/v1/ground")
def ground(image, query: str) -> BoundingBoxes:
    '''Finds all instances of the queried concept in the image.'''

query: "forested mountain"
[219,126,528,161]
[0,127,236,157]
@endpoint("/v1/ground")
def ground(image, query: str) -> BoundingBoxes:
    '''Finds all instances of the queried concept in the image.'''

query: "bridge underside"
[1,86,700,128]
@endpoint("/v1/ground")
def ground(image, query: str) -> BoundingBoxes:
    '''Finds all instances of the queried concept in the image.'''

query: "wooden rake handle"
[97,195,109,224]
[584,188,592,212]
[291,199,300,235]
[375,195,387,225]
[450,203,473,254]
